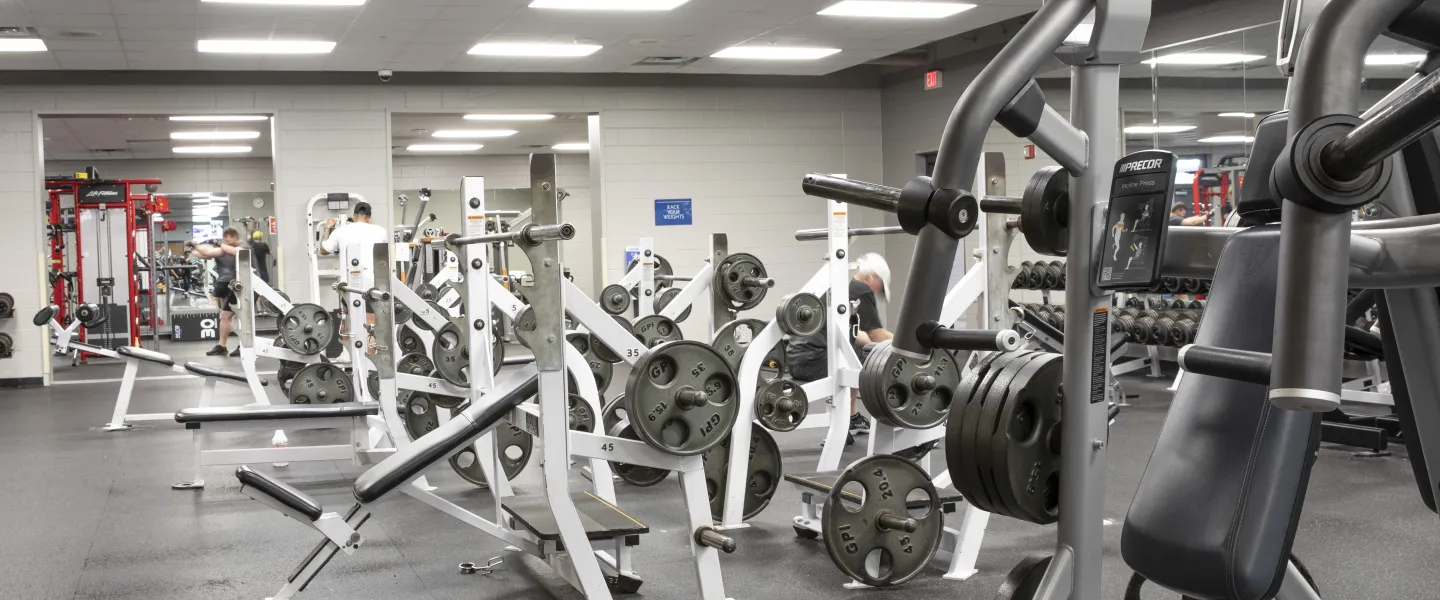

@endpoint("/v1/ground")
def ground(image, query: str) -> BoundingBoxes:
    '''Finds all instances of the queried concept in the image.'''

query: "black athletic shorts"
[213,280,237,312]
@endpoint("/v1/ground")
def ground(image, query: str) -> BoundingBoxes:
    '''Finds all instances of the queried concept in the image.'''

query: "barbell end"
[876,512,918,533]
[695,527,737,553]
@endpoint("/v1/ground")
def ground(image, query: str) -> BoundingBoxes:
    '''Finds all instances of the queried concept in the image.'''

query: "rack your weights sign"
[1097,150,1176,291]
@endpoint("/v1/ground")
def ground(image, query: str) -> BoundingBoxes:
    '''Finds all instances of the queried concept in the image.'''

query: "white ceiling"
[41,114,274,160]
[391,112,589,156]
[0,0,1040,76]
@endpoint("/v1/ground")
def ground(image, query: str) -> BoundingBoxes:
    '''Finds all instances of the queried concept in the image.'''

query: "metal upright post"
[820,200,853,468]
[637,237,655,318]
[710,233,733,340]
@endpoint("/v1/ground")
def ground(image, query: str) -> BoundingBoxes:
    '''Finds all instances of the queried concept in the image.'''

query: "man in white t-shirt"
[320,202,388,337]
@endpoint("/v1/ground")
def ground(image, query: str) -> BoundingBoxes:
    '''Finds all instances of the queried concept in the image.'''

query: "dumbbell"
[1015,261,1034,289]
[1028,261,1047,288]
[1198,280,1211,294]
[1043,262,1063,290]
[1162,278,1182,293]
[1045,306,1064,330]
[1168,299,1187,309]
[1169,318,1198,346]
[1113,313,1136,338]
[1125,297,1144,308]
[1187,300,1205,310]
[1179,278,1201,293]
[1152,317,1175,346]
[1132,316,1156,345]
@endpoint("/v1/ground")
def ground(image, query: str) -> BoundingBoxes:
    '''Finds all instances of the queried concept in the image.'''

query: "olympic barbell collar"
[1273,114,1392,214]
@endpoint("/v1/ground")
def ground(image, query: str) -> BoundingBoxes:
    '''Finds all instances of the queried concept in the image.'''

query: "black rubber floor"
[1,353,1435,600]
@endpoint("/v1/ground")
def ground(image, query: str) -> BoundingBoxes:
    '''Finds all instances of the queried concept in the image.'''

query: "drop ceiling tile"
[119,27,198,41]
[111,0,200,16]
[51,51,130,69]
[25,0,114,15]
[198,13,279,31]
[33,14,118,28]
[42,39,124,52]
[120,40,195,53]
[115,15,198,29]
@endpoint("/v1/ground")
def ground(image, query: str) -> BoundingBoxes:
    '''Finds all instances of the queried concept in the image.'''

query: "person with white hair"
[784,252,893,445]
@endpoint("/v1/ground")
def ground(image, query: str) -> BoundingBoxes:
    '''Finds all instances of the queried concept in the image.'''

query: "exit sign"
[924,69,943,90]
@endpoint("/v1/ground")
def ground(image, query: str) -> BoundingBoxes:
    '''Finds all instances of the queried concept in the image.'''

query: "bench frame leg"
[102,360,142,431]
[267,504,369,600]
[172,379,219,490]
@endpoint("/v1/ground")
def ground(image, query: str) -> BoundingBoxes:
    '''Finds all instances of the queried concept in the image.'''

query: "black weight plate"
[600,283,632,315]
[821,455,943,587]
[656,286,693,322]
[568,332,614,394]
[624,340,739,456]
[569,394,597,433]
[711,318,772,373]
[607,421,671,487]
[397,352,434,377]
[416,282,439,301]
[590,315,632,364]
[944,351,1009,509]
[449,424,533,488]
[287,362,354,404]
[367,370,379,401]
[894,440,939,462]
[601,395,627,439]
[632,314,683,348]
[954,351,1032,513]
[996,554,1053,600]
[1020,167,1068,257]
[756,378,809,433]
[993,353,1063,524]
[401,391,440,439]
[775,292,824,337]
[867,344,962,430]
[972,352,1046,518]
[431,320,470,387]
[714,252,770,312]
[980,352,1056,522]
[278,303,335,355]
[703,426,782,521]
[397,325,424,355]
[394,301,413,325]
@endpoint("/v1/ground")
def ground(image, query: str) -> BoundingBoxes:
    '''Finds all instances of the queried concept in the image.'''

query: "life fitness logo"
[84,189,121,198]
[1119,158,1164,174]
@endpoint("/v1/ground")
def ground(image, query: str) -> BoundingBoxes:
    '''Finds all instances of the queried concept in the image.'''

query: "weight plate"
[590,315,632,364]
[416,282,439,301]
[627,254,675,289]
[276,360,303,393]
[946,351,1017,511]
[397,352,435,377]
[569,361,613,398]
[974,352,1049,522]
[775,292,825,337]
[714,252,770,312]
[607,421,671,487]
[256,289,291,315]
[1020,166,1069,257]
[397,325,424,355]
[711,318,776,374]
[431,320,470,387]
[287,362,354,404]
[859,341,961,429]
[602,395,628,437]
[600,284,632,315]
[568,332,614,394]
[656,287,693,322]
[394,300,413,325]
[401,391,440,439]
[821,455,944,587]
[278,303,335,355]
[367,370,380,401]
[632,314,683,348]
[624,340,739,456]
[894,440,939,463]
[996,554,1052,600]
[703,426,782,521]
[413,300,450,332]
[756,378,809,433]
[992,353,1063,524]
[449,424,533,488]
[569,394,597,433]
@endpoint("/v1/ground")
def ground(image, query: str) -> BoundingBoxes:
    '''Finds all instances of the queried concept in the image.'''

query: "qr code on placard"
[1100,267,1113,281]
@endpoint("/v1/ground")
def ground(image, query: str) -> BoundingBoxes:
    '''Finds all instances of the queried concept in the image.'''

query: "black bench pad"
[503,492,649,541]
[1121,226,1319,600]
[353,369,539,503]
[185,361,264,385]
[176,402,378,424]
[236,465,323,521]
[33,305,56,327]
[117,345,175,366]
[785,471,962,507]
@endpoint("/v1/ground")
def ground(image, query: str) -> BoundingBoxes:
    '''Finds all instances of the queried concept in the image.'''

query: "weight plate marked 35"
[278,303,335,356]
[624,340,739,456]
[431,320,470,387]
[756,378,809,433]
[775,292,825,337]
[287,362,354,404]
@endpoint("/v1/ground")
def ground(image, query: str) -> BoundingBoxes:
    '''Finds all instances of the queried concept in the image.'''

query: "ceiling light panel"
[818,1,975,19]
[1365,53,1425,65]
[529,0,690,10]
[1198,135,1255,144]
[170,131,262,140]
[198,40,336,54]
[431,130,518,139]
[711,46,841,60]
[1141,53,1265,66]
[468,43,602,57]
[202,0,366,4]
[1123,125,1195,134]
[170,115,270,122]
[1217,112,1256,118]
[551,142,589,150]
[0,39,47,52]
[463,114,556,121]
[408,144,484,152]
[173,146,253,154]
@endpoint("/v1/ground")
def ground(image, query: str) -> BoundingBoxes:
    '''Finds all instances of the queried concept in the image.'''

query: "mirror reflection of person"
[1170,203,1209,226]
[320,202,388,347]
[248,230,272,285]
[188,227,242,357]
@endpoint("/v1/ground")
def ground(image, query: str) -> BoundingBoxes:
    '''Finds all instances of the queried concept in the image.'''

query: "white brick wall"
[0,84,884,379]
[0,113,45,381]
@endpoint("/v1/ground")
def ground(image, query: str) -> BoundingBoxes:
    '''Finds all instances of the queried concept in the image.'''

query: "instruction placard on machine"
[1097,150,1176,290]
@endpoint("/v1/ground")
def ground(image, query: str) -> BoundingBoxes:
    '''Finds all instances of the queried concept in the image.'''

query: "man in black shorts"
[785,253,893,444]
[190,227,243,356]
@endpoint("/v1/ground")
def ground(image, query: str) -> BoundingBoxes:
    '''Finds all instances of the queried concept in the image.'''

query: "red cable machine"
[46,174,163,352]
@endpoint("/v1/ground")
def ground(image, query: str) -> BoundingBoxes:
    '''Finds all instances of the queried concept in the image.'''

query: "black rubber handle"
[1178,345,1271,385]
[916,321,1021,352]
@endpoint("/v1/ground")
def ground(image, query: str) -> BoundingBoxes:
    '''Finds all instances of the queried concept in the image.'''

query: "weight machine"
[304,192,368,304]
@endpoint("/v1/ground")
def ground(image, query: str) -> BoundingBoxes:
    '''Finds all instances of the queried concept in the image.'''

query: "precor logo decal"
[1119,158,1164,173]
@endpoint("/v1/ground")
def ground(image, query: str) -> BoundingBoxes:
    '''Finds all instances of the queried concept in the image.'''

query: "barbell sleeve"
[695,527,737,553]
[1176,344,1271,386]
[801,173,901,213]
[915,321,1022,352]
[794,225,906,241]
[979,195,1024,214]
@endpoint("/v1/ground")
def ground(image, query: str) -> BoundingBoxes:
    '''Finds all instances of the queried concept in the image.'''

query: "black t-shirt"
[785,279,882,370]
[249,241,272,278]
[214,252,236,283]
[1168,215,1184,226]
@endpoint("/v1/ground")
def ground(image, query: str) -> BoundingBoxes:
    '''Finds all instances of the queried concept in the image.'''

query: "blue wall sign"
[654,199,693,226]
